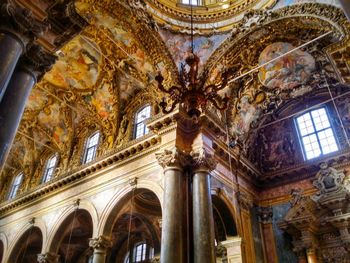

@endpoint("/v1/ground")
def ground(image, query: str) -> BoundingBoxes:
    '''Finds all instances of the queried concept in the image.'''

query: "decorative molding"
[37,253,60,263]
[89,235,113,250]
[190,147,217,172]
[257,206,273,224]
[155,147,189,169]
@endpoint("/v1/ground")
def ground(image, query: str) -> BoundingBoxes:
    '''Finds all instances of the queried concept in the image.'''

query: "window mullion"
[310,113,323,155]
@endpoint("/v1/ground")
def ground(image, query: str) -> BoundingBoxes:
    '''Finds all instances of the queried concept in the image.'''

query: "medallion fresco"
[258,42,315,90]
[26,87,49,112]
[159,28,229,70]
[44,36,101,90]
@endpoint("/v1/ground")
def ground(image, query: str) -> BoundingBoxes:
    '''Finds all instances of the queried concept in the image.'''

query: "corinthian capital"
[37,253,59,263]
[89,235,113,250]
[190,147,217,172]
[0,0,48,42]
[156,147,189,169]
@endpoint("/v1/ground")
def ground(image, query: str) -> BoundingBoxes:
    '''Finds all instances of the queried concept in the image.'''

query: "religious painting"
[44,36,101,91]
[258,42,315,90]
[335,96,350,138]
[85,82,117,120]
[93,13,155,83]
[26,87,49,112]
[231,96,261,138]
[37,103,70,146]
[159,28,228,70]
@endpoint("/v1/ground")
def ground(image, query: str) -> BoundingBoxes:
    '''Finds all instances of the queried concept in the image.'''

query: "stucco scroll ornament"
[155,147,189,169]
[89,235,113,250]
[190,148,217,172]
[313,163,348,196]
[37,253,60,263]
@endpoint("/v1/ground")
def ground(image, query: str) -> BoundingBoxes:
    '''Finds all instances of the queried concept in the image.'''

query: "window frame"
[83,131,100,164]
[8,172,23,200]
[134,105,151,139]
[294,106,339,161]
[124,242,153,263]
[42,153,58,183]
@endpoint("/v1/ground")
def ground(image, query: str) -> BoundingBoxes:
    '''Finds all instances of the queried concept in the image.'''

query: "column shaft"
[192,171,215,263]
[92,249,107,263]
[0,32,24,102]
[306,249,318,263]
[0,67,36,170]
[160,167,185,263]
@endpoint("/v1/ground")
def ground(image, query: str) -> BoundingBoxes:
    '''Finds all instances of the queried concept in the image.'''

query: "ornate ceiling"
[1,0,350,188]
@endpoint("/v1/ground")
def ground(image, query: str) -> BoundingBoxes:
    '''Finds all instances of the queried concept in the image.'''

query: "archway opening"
[212,195,238,242]
[8,226,42,263]
[106,189,162,263]
[53,209,93,263]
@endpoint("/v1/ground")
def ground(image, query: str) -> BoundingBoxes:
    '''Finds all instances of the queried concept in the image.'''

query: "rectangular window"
[295,107,338,160]
[84,132,100,164]
[8,173,23,199]
[135,106,151,139]
[181,0,199,5]
[42,154,58,183]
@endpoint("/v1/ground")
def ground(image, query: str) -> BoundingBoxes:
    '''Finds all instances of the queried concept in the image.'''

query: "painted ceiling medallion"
[258,42,316,90]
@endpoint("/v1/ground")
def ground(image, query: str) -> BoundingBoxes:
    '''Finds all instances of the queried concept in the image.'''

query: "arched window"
[8,172,23,199]
[42,154,58,183]
[124,243,154,263]
[134,105,151,139]
[181,0,199,5]
[83,132,100,164]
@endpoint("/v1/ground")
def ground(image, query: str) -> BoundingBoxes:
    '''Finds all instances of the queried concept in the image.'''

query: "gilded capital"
[89,235,113,250]
[155,147,189,169]
[190,148,217,172]
[37,253,59,263]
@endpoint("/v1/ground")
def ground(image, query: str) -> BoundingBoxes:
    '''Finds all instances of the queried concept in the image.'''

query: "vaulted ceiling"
[2,0,350,188]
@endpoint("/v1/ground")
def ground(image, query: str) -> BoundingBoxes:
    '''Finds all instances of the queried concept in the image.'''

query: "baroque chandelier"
[155,2,231,119]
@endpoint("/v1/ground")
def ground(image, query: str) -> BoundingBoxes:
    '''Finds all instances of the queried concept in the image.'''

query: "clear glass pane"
[311,108,330,131]
[302,134,321,160]
[318,128,338,154]
[297,113,314,136]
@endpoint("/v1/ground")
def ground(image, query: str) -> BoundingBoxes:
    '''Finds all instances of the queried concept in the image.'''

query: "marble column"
[0,65,36,170]
[89,236,112,263]
[0,0,48,102]
[339,0,350,21]
[156,148,188,263]
[0,45,56,173]
[0,31,25,102]
[191,148,217,263]
[37,253,60,263]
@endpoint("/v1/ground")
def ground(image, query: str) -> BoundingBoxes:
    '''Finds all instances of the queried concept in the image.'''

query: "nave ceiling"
[2,0,350,188]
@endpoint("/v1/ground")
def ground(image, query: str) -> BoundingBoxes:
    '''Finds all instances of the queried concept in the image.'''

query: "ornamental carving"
[37,253,60,263]
[257,206,273,224]
[236,191,253,211]
[0,0,48,42]
[155,147,189,169]
[89,235,113,250]
[190,148,217,172]
[313,163,348,195]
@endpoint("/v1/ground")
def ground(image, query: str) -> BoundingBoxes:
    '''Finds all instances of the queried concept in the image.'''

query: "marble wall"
[272,203,298,263]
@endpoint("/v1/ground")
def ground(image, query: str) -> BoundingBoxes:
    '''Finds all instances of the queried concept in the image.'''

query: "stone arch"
[98,180,163,237]
[7,226,43,263]
[0,232,7,263]
[46,207,94,263]
[211,189,240,239]
[100,186,162,263]
[46,200,98,252]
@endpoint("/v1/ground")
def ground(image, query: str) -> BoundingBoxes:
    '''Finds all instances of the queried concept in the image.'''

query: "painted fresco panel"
[159,28,228,70]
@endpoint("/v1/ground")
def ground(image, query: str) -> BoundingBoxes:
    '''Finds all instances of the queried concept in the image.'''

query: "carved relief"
[155,147,189,169]
[190,148,217,172]
[89,235,113,250]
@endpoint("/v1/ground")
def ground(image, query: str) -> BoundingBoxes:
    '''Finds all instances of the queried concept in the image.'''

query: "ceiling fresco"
[273,0,341,10]
[1,1,349,188]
